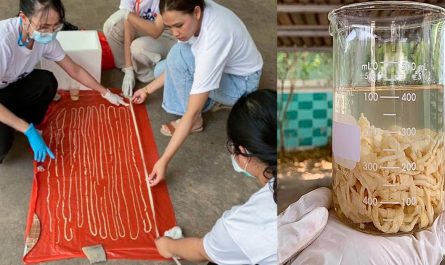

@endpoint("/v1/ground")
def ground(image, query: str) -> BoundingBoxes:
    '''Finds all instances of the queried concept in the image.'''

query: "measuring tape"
[129,100,182,264]
[128,100,160,238]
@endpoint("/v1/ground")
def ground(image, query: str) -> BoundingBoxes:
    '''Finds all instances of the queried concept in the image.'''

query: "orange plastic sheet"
[23,91,176,264]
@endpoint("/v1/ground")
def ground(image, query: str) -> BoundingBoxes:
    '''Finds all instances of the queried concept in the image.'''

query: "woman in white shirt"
[132,0,263,187]
[0,0,126,163]
[155,89,277,265]
[103,0,176,96]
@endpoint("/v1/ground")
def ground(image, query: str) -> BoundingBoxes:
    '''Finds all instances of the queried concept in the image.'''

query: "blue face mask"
[231,155,254,178]
[32,30,58,44]
[17,17,58,46]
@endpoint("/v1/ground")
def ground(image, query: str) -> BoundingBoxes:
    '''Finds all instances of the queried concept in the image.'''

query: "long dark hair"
[227,89,277,203]
[159,0,205,15]
[20,0,65,23]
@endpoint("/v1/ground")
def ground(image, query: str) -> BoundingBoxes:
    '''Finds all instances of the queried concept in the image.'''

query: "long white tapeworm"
[118,108,141,240]
[103,188,118,241]
[58,109,74,242]
[124,107,152,233]
[54,118,60,244]
[72,107,81,227]
[83,107,93,236]
[94,107,105,181]
[46,122,54,232]
[54,109,66,244]
[112,107,136,240]
[68,108,76,223]
[91,107,100,184]
[80,106,89,231]
[101,105,119,240]
[84,107,98,236]
[77,107,85,228]
[93,107,109,240]
[87,107,97,236]
[125,108,152,233]
[95,184,107,240]
[89,107,103,238]
[44,102,162,242]
[108,106,126,238]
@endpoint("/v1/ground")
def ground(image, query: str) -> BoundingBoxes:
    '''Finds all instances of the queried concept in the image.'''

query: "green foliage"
[277,51,333,81]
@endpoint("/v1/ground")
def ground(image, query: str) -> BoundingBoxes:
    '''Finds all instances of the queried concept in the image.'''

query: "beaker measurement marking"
[365,94,416,102]
[402,162,417,171]
[336,88,354,97]
[388,131,399,135]
[383,148,396,152]
[361,196,416,207]
[383,184,397,187]
[380,201,401,205]
[361,61,420,71]
[383,113,397,116]
[380,166,400,170]
[401,127,416,136]
[380,96,399,99]
[362,62,379,71]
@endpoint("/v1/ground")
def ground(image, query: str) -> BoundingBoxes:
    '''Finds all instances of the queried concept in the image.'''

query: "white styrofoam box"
[40,30,101,90]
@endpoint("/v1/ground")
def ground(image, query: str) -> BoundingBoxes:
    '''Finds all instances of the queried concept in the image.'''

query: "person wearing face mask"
[131,0,263,187]
[103,0,176,97]
[155,89,277,265]
[0,0,128,164]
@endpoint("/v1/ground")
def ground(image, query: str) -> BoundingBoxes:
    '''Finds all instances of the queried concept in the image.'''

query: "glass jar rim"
[329,1,445,21]
[328,1,445,35]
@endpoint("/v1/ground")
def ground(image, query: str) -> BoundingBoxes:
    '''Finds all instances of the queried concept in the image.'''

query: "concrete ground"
[0,1,276,264]
[278,163,332,214]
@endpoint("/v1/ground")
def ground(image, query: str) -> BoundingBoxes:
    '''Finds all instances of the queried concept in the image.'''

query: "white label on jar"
[333,120,360,168]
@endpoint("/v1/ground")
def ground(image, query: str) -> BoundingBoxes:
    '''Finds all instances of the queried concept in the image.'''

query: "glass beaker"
[329,1,445,235]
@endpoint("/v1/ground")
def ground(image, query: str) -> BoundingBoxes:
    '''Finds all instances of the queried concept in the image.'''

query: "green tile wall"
[278,91,333,150]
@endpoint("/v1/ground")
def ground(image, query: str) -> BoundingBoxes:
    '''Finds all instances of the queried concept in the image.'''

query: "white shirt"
[203,181,277,265]
[0,17,65,89]
[119,0,159,21]
[188,0,263,95]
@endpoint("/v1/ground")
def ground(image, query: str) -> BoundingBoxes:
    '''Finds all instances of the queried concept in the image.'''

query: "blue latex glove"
[24,124,55,162]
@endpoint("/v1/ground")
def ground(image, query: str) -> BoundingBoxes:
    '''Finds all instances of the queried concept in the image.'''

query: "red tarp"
[23,91,175,264]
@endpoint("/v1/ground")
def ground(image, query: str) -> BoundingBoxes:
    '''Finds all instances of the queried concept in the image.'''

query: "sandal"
[160,118,204,136]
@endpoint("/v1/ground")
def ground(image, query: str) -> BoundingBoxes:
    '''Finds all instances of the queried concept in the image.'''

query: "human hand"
[279,187,445,265]
[102,89,129,106]
[132,87,148,104]
[122,66,135,97]
[24,124,55,162]
[148,159,167,186]
[155,237,174,258]
[278,187,331,264]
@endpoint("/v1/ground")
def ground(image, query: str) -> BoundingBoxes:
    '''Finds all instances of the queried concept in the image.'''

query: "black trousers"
[0,69,57,162]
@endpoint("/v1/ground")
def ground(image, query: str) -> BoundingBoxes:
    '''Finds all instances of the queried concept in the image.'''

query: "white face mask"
[231,155,254,178]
